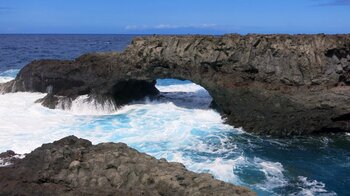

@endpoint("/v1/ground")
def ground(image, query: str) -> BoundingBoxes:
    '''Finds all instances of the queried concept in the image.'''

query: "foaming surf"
[0,72,345,195]
[292,176,336,196]
[58,95,117,115]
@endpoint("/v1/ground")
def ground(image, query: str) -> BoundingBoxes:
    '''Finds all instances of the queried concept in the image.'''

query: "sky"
[0,0,349,34]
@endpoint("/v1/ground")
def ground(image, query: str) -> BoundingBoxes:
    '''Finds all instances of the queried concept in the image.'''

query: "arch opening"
[152,78,217,110]
[110,79,159,106]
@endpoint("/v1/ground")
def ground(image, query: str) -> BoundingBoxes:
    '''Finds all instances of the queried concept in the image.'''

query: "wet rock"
[0,150,21,166]
[2,34,350,135]
[0,136,254,196]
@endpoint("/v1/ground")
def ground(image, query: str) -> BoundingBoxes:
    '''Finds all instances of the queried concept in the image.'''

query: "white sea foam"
[0,159,11,167]
[0,158,11,167]
[60,95,116,115]
[0,90,234,152]
[291,176,336,196]
[0,85,246,187]
[155,83,204,93]
[56,80,210,116]
[173,155,246,184]
[0,154,25,167]
[0,77,336,195]
[254,158,288,190]
[0,76,13,83]
[0,91,245,193]
[0,160,11,167]
[0,92,82,153]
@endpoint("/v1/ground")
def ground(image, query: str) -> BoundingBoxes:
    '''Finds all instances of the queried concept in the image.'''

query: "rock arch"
[1,34,350,136]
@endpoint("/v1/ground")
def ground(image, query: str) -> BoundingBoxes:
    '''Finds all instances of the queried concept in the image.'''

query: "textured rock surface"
[0,136,254,196]
[0,150,21,166]
[1,34,350,135]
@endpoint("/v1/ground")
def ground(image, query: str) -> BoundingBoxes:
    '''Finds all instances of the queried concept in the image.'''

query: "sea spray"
[0,70,343,195]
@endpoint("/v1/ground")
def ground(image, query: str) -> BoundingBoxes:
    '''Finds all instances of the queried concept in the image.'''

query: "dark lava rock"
[1,34,350,135]
[0,150,21,166]
[0,136,255,196]
[0,150,16,158]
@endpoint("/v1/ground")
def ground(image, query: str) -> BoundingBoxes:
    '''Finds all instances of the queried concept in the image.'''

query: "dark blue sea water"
[0,35,349,196]
[0,34,135,72]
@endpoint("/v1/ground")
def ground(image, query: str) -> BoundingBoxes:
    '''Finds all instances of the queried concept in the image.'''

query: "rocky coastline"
[1,34,350,135]
[0,136,255,196]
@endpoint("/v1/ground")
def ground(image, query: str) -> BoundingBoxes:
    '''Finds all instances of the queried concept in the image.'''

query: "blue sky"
[0,0,349,34]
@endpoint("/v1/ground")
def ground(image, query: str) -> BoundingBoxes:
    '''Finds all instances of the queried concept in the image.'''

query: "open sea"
[0,34,349,196]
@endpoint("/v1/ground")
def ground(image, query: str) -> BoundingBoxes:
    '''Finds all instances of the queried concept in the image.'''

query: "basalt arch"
[1,34,350,136]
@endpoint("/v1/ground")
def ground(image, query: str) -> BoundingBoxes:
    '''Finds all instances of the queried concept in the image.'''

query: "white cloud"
[125,24,218,30]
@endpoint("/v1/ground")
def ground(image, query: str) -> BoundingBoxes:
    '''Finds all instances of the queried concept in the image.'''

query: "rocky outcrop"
[0,136,254,196]
[1,34,350,135]
[0,150,21,166]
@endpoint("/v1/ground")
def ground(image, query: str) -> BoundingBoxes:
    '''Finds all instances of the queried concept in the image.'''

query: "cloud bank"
[125,24,219,30]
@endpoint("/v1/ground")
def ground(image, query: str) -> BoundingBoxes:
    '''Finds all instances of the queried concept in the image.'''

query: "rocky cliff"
[0,136,254,196]
[1,34,350,135]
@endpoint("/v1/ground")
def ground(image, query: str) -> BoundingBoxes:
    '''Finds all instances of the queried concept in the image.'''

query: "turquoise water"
[0,35,349,195]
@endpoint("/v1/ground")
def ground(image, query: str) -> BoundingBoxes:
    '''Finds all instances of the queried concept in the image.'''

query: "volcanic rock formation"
[1,34,350,135]
[0,136,255,196]
[0,150,21,166]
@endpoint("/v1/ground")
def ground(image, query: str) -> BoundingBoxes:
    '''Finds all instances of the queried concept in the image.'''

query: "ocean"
[0,34,349,195]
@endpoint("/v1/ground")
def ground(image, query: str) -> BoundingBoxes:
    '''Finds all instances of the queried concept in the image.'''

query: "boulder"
[0,136,254,196]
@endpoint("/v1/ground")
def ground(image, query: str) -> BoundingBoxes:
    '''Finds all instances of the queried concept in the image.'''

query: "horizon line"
[0,32,350,36]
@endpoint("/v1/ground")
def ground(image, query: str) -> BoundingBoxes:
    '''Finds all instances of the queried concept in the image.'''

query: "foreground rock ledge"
[0,136,255,196]
[1,34,350,135]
